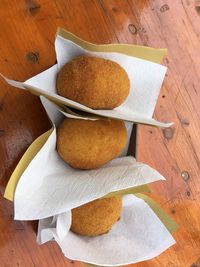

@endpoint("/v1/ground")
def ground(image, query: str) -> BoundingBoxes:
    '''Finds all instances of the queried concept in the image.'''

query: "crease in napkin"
[0,29,172,128]
[37,194,176,266]
[13,97,166,220]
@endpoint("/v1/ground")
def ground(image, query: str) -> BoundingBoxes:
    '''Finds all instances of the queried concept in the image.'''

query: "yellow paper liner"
[57,28,167,63]
[4,129,53,201]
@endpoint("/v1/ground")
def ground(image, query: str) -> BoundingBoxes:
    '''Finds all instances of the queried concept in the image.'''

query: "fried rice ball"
[71,196,122,236]
[57,118,127,169]
[56,55,130,109]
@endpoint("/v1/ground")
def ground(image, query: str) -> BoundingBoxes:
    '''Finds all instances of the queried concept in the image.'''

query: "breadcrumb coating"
[57,55,130,109]
[71,196,122,236]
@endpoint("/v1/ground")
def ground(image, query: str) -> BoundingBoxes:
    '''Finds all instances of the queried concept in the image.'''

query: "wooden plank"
[0,0,200,266]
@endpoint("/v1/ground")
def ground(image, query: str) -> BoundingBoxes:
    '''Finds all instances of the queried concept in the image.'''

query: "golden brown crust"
[56,55,130,109]
[71,196,122,236]
[57,118,127,169]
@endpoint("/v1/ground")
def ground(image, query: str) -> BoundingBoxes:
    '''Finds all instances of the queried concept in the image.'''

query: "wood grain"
[0,0,200,266]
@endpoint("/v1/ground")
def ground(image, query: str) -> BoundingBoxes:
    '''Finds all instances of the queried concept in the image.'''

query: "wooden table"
[0,1,200,266]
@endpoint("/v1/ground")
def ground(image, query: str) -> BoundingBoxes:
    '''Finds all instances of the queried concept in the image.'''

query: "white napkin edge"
[0,72,173,128]
[37,194,176,266]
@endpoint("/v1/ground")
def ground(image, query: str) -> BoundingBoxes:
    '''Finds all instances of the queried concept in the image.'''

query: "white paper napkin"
[37,194,175,266]
[14,97,165,220]
[0,33,172,128]
[40,95,133,157]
